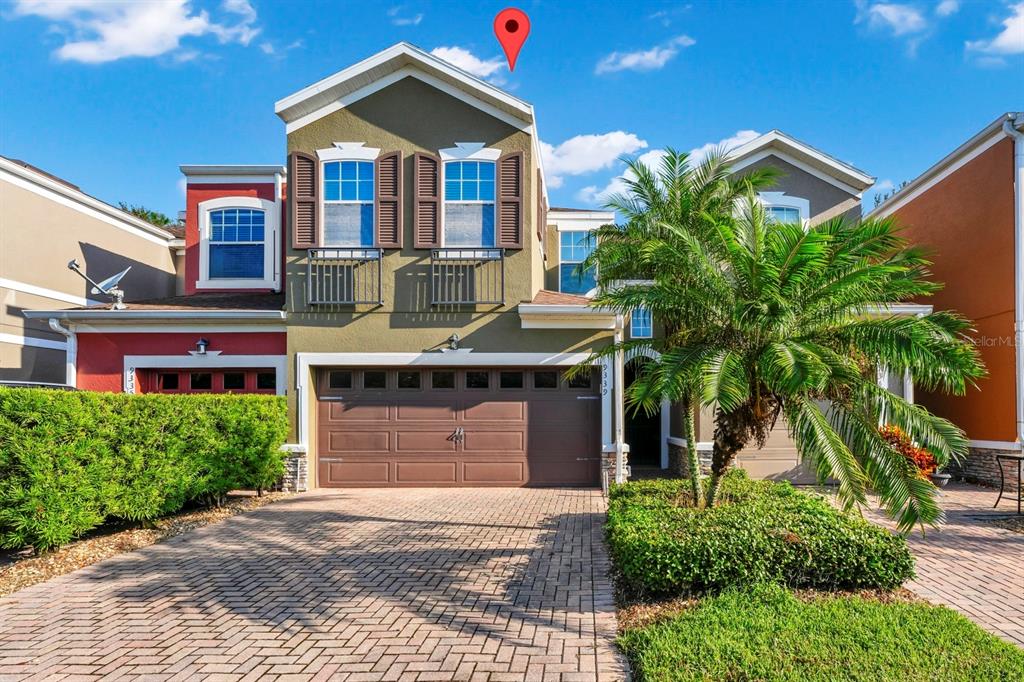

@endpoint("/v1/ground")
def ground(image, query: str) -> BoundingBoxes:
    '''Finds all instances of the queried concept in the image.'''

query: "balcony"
[306,248,383,305]
[430,249,505,305]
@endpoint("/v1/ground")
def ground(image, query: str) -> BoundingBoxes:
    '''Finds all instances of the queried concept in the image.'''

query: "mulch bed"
[0,491,290,598]
[989,515,1024,534]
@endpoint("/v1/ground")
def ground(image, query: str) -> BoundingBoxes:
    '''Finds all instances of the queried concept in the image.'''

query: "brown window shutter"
[536,169,547,242]
[289,152,318,249]
[497,151,523,249]
[413,152,441,248]
[375,151,403,249]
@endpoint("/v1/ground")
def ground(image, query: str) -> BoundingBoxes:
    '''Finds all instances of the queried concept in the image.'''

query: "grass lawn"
[618,583,1024,681]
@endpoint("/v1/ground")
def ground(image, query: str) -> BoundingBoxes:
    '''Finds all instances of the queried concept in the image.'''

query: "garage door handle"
[576,396,600,400]
[576,457,599,461]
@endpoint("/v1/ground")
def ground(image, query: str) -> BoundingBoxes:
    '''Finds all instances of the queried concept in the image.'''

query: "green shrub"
[0,388,289,551]
[607,469,915,594]
[619,583,1024,682]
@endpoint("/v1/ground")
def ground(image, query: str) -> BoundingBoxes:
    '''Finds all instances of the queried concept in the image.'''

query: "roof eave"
[24,309,288,321]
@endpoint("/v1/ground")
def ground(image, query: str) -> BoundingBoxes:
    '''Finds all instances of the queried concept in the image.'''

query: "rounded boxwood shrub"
[607,470,915,595]
[0,388,290,552]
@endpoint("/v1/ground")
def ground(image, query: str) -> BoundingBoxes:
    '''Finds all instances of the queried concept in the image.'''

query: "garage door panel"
[396,403,457,421]
[528,430,592,456]
[320,459,390,485]
[462,431,524,452]
[530,399,594,424]
[396,461,458,483]
[325,401,390,422]
[463,461,525,483]
[528,460,598,485]
[327,431,390,452]
[462,400,525,421]
[396,430,458,452]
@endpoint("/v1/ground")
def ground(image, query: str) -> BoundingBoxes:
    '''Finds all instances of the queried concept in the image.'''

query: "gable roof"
[274,42,535,135]
[867,112,1023,219]
[729,130,875,195]
[0,156,176,244]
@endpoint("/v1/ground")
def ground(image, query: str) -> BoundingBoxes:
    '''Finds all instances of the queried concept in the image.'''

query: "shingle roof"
[530,290,592,305]
[77,293,285,312]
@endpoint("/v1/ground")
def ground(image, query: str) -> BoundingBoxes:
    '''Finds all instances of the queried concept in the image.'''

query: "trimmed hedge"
[607,470,915,595]
[0,388,289,552]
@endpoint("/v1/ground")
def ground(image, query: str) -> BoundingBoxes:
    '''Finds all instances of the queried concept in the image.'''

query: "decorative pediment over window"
[317,142,381,162]
[439,142,502,161]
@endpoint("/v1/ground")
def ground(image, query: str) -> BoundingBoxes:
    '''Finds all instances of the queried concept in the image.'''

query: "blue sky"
[1,0,1021,218]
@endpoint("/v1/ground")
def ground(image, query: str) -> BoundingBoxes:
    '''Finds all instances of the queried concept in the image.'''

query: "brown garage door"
[316,367,601,487]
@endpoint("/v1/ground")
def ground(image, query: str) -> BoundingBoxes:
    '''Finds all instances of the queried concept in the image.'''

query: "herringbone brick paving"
[0,488,627,681]
[863,483,1024,648]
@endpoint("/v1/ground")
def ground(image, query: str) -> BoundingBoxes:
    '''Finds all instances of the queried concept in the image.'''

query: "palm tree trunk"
[679,396,703,506]
[705,406,751,506]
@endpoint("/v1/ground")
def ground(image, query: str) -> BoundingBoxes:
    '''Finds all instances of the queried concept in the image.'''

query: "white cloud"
[575,130,762,206]
[687,129,761,166]
[429,46,504,82]
[387,6,423,26]
[540,132,648,189]
[857,2,928,36]
[935,0,959,17]
[595,35,696,75]
[966,2,1024,56]
[872,178,895,193]
[11,0,261,64]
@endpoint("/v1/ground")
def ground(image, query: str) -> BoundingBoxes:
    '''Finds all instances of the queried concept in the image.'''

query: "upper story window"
[630,307,653,338]
[323,160,374,246]
[444,160,496,247]
[559,230,597,295]
[759,192,810,226]
[198,196,278,290]
[209,209,265,280]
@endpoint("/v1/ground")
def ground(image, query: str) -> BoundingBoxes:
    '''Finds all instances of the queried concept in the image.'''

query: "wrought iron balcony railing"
[306,248,383,305]
[430,248,505,305]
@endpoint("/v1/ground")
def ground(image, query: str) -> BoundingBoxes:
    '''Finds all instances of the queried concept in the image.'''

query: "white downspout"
[1003,115,1024,446]
[48,318,76,388]
[614,313,627,483]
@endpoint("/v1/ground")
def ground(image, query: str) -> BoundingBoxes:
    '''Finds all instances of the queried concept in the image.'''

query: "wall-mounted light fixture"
[196,338,210,356]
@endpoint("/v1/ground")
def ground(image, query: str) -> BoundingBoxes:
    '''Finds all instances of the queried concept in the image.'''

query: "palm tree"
[582,150,984,531]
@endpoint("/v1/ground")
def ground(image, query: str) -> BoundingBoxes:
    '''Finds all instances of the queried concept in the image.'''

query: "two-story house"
[25,43,890,492]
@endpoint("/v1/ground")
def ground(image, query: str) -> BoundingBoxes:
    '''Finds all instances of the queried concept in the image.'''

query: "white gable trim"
[729,130,874,192]
[283,67,533,135]
[732,148,865,196]
[0,159,174,246]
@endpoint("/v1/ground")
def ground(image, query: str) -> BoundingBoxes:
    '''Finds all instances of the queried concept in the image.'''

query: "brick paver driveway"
[865,483,1024,648]
[0,488,627,681]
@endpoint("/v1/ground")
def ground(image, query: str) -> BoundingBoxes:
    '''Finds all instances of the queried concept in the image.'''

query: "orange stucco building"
[871,113,1024,487]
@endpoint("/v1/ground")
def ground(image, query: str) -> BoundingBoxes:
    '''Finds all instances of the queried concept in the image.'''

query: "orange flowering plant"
[879,425,938,477]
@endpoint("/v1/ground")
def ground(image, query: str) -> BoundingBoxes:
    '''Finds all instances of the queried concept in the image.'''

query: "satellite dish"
[67,259,129,310]
[91,266,131,295]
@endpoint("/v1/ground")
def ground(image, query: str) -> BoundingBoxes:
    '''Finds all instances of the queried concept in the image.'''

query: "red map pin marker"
[494,8,530,71]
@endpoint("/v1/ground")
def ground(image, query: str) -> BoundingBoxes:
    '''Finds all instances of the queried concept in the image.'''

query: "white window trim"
[439,142,502,161]
[316,142,380,162]
[758,192,810,225]
[441,153,499,248]
[630,308,653,339]
[558,229,598,297]
[318,155,377,248]
[124,354,286,396]
[197,196,279,290]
